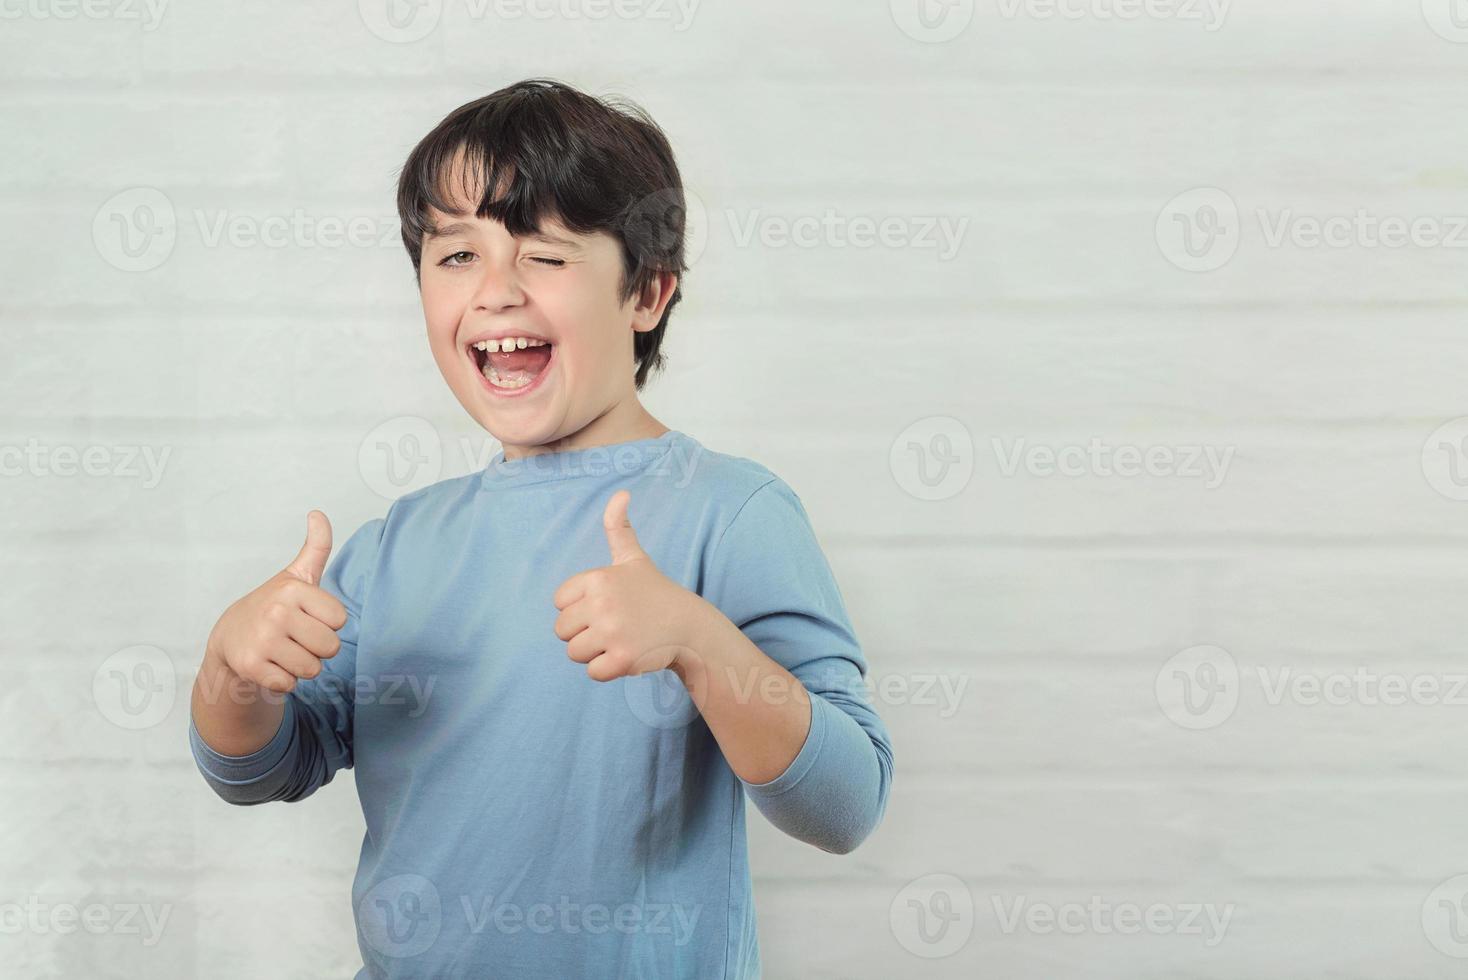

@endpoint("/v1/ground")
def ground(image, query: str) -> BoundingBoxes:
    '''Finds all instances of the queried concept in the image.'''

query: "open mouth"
[468,336,555,394]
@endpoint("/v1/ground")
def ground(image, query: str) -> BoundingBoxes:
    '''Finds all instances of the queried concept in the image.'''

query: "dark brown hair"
[396,78,689,390]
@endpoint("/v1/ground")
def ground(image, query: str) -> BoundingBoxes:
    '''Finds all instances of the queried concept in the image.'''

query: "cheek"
[550,285,621,358]
[420,290,461,346]
[425,322,457,368]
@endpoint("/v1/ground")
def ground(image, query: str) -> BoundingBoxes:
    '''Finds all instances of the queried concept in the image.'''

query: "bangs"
[398,99,625,255]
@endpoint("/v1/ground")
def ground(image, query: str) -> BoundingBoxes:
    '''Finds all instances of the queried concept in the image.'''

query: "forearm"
[672,603,812,785]
[673,601,893,854]
[190,648,287,757]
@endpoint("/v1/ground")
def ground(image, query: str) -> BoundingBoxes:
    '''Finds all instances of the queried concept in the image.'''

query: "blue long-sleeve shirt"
[188,429,893,979]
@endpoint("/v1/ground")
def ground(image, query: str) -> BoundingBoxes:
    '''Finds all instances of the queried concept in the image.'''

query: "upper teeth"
[473,337,549,353]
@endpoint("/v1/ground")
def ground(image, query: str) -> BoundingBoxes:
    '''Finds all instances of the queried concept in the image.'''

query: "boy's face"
[417,177,670,457]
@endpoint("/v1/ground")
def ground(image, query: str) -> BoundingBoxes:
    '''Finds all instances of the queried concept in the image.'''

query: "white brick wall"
[4,0,1467,975]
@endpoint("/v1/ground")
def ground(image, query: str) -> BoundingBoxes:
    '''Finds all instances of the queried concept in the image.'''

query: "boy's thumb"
[285,510,333,585]
[603,489,646,565]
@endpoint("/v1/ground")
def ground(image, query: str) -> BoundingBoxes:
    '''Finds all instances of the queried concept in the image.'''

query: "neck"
[501,399,668,461]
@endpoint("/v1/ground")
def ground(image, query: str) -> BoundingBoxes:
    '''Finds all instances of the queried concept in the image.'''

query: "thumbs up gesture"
[204,510,350,694]
[553,490,713,682]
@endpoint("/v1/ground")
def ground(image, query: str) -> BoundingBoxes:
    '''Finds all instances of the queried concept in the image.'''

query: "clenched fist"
[205,510,349,694]
[552,489,715,682]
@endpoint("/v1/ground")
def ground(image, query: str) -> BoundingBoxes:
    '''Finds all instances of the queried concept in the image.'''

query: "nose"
[470,257,526,314]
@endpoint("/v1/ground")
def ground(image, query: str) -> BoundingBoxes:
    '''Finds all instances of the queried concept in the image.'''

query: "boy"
[189,78,893,979]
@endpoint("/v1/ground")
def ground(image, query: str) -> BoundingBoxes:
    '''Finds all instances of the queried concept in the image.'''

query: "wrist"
[202,628,242,684]
[678,593,722,654]
[671,595,733,683]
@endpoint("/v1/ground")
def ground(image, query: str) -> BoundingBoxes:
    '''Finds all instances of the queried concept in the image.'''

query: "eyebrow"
[523,231,583,250]
[426,221,474,240]
[426,221,583,250]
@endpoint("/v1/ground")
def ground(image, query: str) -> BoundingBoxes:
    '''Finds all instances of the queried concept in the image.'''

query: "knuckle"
[317,595,345,625]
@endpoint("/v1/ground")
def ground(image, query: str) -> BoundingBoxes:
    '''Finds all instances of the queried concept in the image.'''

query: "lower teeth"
[484,362,536,390]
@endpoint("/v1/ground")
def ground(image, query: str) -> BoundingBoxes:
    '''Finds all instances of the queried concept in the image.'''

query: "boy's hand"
[552,490,713,682]
[204,510,349,694]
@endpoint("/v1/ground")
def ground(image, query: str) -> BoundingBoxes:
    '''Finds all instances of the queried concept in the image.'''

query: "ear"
[630,270,679,333]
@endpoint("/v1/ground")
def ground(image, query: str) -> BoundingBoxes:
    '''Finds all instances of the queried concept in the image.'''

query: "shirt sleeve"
[189,516,386,805]
[701,478,895,854]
